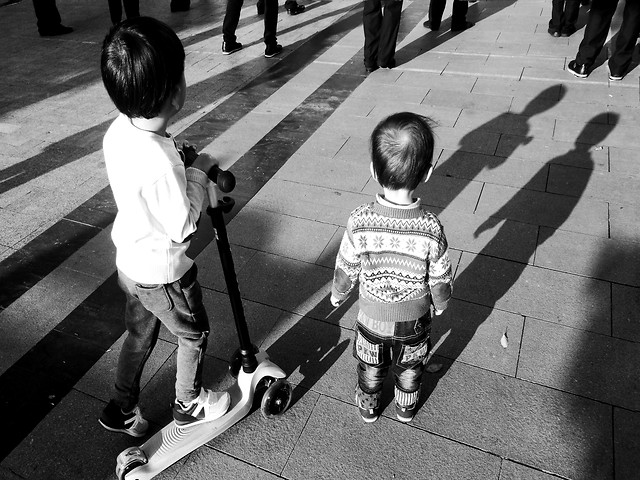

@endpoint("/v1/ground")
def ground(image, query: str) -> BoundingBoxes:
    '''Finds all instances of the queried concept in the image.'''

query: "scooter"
[114,165,292,480]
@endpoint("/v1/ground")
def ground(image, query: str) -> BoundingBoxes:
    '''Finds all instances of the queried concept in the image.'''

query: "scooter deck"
[124,354,285,480]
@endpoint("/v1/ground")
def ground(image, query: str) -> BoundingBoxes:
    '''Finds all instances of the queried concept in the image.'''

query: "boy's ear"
[424,165,434,183]
[170,83,183,111]
[369,162,377,180]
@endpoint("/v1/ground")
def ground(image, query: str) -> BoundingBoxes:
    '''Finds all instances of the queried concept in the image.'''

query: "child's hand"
[190,152,217,175]
[330,295,342,307]
[181,142,199,167]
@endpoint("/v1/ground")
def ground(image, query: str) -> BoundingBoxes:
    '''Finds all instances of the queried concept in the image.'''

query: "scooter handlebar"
[208,165,236,193]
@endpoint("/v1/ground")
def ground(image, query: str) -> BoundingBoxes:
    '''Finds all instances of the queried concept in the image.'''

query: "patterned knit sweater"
[332,195,452,322]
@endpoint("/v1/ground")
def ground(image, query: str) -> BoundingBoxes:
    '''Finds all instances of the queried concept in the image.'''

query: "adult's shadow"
[421,111,619,407]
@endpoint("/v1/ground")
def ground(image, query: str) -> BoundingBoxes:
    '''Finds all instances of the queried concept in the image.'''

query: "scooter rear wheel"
[260,378,292,418]
[115,446,147,480]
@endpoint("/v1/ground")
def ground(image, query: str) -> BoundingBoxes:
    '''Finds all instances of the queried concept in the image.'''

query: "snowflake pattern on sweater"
[332,195,452,322]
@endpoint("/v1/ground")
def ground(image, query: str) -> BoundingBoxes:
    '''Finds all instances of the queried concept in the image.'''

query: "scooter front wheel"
[260,378,292,418]
[115,446,148,480]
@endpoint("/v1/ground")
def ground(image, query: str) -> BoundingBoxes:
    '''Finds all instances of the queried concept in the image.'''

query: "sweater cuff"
[186,167,209,188]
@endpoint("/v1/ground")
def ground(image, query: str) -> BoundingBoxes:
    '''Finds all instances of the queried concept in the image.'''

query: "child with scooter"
[331,112,453,423]
[98,16,231,437]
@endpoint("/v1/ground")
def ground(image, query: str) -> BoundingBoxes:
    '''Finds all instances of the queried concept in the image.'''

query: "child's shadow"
[418,112,618,412]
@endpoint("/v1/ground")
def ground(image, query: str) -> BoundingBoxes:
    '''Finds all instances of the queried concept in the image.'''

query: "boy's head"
[370,112,435,191]
[101,17,185,119]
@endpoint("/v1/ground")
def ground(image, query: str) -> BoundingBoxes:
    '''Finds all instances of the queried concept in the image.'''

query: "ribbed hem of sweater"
[359,295,430,323]
[186,167,209,187]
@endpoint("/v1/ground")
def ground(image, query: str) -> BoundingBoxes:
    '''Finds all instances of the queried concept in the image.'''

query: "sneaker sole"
[396,414,413,423]
[174,396,231,428]
[568,69,588,78]
[98,419,147,438]
[222,48,241,55]
[264,51,281,58]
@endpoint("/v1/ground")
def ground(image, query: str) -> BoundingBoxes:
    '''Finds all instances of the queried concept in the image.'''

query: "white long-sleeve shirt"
[103,114,209,284]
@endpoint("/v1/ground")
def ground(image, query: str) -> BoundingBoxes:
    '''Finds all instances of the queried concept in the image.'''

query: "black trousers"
[223,0,278,46]
[363,0,403,68]
[428,0,468,29]
[549,0,580,32]
[576,0,640,72]
[32,0,61,30]
[108,0,140,24]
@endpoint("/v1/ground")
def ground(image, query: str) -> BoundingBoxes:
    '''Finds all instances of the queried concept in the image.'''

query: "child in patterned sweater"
[331,112,453,423]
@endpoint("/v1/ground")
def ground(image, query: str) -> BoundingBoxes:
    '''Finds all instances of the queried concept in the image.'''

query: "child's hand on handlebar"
[181,142,199,167]
[190,152,217,174]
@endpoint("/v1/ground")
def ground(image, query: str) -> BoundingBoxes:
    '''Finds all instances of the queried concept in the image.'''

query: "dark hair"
[101,17,185,119]
[370,112,435,191]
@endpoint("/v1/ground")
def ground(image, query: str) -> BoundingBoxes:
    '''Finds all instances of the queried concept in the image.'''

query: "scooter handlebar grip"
[208,165,236,193]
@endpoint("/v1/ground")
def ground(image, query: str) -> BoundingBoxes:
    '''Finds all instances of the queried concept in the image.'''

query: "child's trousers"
[113,265,210,411]
[353,311,431,409]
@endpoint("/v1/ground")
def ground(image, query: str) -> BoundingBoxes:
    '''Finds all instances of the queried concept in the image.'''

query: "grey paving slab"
[518,317,640,411]
[472,77,563,100]
[413,174,484,214]
[418,362,613,480]
[474,182,610,237]
[534,228,640,286]
[248,178,371,225]
[612,283,640,342]
[435,124,502,155]
[499,460,575,480]
[226,207,339,264]
[283,394,502,480]
[614,407,640,480]
[454,252,611,333]
[555,118,640,150]
[197,241,259,292]
[455,109,555,139]
[432,299,524,377]
[423,88,515,113]
[609,201,640,241]
[396,70,477,92]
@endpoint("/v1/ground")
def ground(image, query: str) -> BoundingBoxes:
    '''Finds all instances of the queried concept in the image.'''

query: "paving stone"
[423,88,514,113]
[474,182,609,237]
[519,317,640,411]
[454,252,611,333]
[284,394,502,480]
[609,201,640,241]
[535,228,640,286]
[614,408,640,480]
[455,109,555,139]
[418,362,613,480]
[499,459,580,480]
[432,299,524,377]
[612,283,640,342]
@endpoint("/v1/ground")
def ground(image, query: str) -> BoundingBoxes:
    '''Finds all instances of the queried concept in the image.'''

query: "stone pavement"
[1,0,639,478]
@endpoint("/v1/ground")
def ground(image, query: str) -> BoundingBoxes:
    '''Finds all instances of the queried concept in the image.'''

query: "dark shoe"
[608,64,625,81]
[561,25,576,37]
[38,24,73,36]
[380,59,396,69]
[222,41,243,55]
[548,27,560,37]
[286,3,305,15]
[451,21,474,32]
[264,43,283,58]
[396,402,417,423]
[355,394,380,423]
[567,59,589,78]
[423,20,440,31]
[257,0,264,15]
[365,64,379,74]
[99,400,149,437]
[170,0,190,11]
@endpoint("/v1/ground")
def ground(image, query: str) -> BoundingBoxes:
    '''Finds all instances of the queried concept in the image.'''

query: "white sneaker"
[173,388,231,427]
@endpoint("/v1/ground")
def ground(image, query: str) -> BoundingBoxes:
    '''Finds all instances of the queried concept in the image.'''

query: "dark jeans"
[108,0,140,24]
[353,312,431,408]
[549,0,580,33]
[362,0,403,68]
[223,0,278,46]
[113,265,210,411]
[576,0,640,72]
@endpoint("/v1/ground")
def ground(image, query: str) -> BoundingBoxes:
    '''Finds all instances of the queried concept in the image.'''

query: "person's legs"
[427,0,446,30]
[108,0,122,24]
[561,0,581,35]
[575,0,619,66]
[32,0,65,33]
[123,0,140,19]
[377,0,403,68]
[222,0,244,44]
[363,0,382,70]
[263,0,279,46]
[549,0,564,34]
[451,0,471,31]
[608,0,640,75]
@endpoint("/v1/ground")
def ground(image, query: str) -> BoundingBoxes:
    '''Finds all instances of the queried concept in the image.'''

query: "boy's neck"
[382,188,415,206]
[130,115,171,137]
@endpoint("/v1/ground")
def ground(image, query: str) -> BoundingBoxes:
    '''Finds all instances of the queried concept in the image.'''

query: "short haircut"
[101,17,185,119]
[370,112,436,191]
